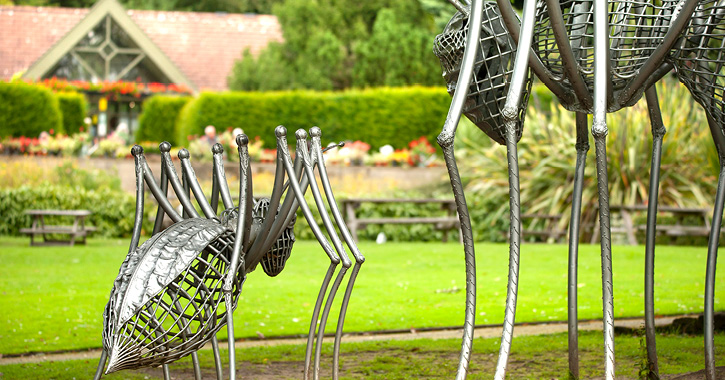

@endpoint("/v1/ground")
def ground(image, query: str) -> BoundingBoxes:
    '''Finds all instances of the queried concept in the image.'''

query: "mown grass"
[0,237,722,355]
[1,332,723,379]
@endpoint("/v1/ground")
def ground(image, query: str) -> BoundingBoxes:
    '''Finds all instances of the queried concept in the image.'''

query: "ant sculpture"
[93,127,364,380]
[434,0,722,379]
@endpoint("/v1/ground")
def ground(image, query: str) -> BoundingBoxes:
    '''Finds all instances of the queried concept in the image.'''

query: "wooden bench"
[522,213,567,243]
[590,205,715,245]
[20,210,97,246]
[340,198,461,243]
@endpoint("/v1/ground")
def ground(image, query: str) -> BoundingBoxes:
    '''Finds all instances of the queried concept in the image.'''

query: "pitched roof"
[0,4,282,91]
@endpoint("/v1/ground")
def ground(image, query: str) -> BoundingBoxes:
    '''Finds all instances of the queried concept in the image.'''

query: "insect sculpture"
[92,126,365,380]
[434,0,722,379]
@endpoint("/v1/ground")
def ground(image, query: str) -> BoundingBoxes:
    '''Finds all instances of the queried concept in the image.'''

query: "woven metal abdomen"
[669,0,725,125]
[433,2,532,145]
[102,218,242,373]
[532,0,679,112]
[254,197,296,277]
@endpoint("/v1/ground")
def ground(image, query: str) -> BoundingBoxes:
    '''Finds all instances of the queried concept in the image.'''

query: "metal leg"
[436,2,484,378]
[594,133,616,380]
[705,115,725,380]
[93,349,108,380]
[493,123,522,380]
[211,335,223,380]
[568,112,589,380]
[309,127,366,380]
[162,364,170,380]
[644,86,666,379]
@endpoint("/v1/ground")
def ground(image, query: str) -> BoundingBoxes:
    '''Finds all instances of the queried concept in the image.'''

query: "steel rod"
[436,2,482,379]
[493,123,522,380]
[212,144,234,211]
[152,144,170,235]
[704,115,725,380]
[313,267,349,380]
[179,149,217,219]
[567,112,589,380]
[161,150,201,219]
[211,335,223,380]
[644,86,666,379]
[129,146,146,253]
[305,265,337,380]
[93,349,107,380]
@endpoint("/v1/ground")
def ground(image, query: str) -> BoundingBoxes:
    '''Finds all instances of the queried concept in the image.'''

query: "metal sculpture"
[435,0,720,379]
[93,126,365,380]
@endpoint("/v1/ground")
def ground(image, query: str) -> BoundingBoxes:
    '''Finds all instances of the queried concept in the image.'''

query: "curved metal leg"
[436,2,484,379]
[705,115,725,380]
[309,127,366,380]
[493,124,522,380]
[593,132,616,380]
[567,112,589,380]
[93,349,108,380]
[644,86,666,379]
[211,335,223,380]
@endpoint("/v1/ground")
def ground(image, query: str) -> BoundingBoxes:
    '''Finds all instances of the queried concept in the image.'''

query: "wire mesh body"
[254,197,296,277]
[670,0,725,124]
[433,2,533,145]
[103,222,241,373]
[97,128,364,380]
[532,0,680,112]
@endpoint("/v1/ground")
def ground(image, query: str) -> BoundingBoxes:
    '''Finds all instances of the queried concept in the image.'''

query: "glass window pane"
[46,54,94,81]
[110,19,139,49]
[109,53,140,81]
[76,51,106,78]
[121,57,170,83]
[77,18,107,48]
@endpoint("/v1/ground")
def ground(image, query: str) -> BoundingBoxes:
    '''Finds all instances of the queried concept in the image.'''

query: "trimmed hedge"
[57,92,88,135]
[136,95,191,145]
[0,81,62,137]
[177,87,451,149]
[0,185,153,238]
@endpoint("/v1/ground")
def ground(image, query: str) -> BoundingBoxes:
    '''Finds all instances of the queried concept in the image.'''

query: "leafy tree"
[228,0,456,91]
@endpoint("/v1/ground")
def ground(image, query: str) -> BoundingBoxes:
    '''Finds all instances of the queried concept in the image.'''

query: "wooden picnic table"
[20,209,97,246]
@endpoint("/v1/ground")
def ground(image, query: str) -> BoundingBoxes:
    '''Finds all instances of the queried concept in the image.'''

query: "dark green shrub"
[177,87,450,149]
[0,81,62,137]
[136,95,191,145]
[56,92,88,135]
[0,185,153,238]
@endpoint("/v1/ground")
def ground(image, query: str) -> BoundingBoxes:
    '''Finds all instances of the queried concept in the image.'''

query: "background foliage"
[0,81,63,137]
[136,95,191,145]
[175,86,450,149]
[0,162,152,237]
[227,0,449,91]
[56,92,88,135]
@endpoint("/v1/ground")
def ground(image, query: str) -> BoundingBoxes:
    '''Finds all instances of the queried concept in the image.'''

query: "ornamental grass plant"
[457,77,719,242]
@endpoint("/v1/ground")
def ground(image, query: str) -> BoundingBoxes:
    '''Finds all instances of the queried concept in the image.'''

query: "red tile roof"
[0,5,283,91]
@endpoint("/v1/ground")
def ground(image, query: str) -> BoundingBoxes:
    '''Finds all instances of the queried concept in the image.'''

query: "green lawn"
[2,332,723,379]
[0,237,722,355]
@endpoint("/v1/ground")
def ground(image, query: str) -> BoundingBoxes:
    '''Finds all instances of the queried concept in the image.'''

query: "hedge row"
[136,95,191,145]
[0,82,62,137]
[0,82,88,138]
[0,185,153,238]
[174,87,452,149]
[57,92,88,135]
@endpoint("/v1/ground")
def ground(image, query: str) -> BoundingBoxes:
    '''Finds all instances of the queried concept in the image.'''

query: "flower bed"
[0,131,442,168]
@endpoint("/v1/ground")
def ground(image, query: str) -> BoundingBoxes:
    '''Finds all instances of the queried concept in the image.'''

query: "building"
[0,0,282,135]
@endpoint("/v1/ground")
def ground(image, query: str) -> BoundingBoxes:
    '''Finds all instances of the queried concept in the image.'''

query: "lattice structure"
[95,128,364,380]
[433,2,532,145]
[532,0,680,112]
[435,0,722,379]
[670,0,725,124]
[103,223,239,372]
[254,197,296,277]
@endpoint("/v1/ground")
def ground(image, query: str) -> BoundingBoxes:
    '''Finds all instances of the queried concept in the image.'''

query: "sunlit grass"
[0,237,722,355]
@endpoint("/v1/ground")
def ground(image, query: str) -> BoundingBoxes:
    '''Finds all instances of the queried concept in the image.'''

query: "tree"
[228,0,455,91]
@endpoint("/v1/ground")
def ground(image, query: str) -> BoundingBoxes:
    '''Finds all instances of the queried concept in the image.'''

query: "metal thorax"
[94,127,365,380]
[436,0,720,380]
